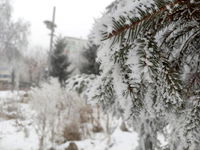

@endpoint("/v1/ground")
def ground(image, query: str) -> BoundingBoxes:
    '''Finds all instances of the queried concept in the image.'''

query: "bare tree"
[25,46,48,86]
[0,0,29,90]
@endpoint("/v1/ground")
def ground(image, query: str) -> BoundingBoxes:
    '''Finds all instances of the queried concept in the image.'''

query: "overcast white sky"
[12,0,113,48]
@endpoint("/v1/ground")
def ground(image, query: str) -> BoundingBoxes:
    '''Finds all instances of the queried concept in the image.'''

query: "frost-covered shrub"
[4,104,21,120]
[29,78,103,147]
[0,100,25,120]
[29,78,86,149]
[65,74,96,99]
[61,104,94,141]
[65,75,121,138]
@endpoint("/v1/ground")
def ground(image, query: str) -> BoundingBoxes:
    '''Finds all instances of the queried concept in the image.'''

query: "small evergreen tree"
[50,37,72,87]
[80,43,100,75]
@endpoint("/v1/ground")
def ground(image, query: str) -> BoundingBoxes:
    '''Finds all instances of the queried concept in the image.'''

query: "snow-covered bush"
[29,78,105,149]
[65,74,96,100]
[0,91,27,120]
[65,74,123,139]
[29,78,84,149]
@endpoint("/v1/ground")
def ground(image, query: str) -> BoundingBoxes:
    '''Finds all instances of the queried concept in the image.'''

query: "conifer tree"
[91,0,200,149]
[50,37,72,87]
[80,43,100,75]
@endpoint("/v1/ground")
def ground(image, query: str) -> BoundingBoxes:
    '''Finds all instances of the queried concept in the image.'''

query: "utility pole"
[49,6,56,54]
[44,6,57,74]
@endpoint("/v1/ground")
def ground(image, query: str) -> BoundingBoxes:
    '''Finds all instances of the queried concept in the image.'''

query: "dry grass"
[79,104,93,124]
[65,142,79,150]
[92,123,104,133]
[63,122,82,141]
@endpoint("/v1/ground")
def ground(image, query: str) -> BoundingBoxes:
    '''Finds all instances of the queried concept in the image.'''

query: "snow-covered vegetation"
[89,0,200,150]
[0,82,139,150]
[0,0,199,150]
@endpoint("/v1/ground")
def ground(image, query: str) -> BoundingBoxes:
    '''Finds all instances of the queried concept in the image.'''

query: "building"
[0,67,11,82]
[0,66,12,90]
[64,36,88,74]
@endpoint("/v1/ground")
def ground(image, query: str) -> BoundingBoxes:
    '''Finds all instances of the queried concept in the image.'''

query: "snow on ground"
[0,120,38,150]
[57,128,138,150]
[109,128,138,150]
[0,91,38,150]
[0,91,25,101]
[0,120,139,150]
[0,91,139,150]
